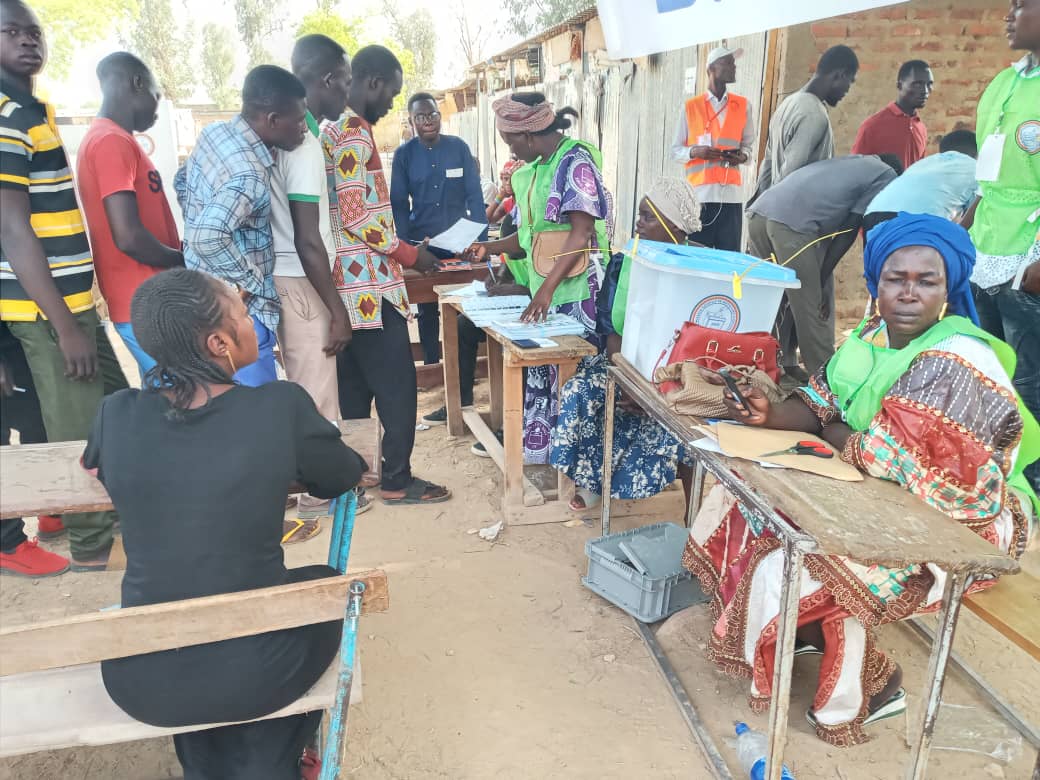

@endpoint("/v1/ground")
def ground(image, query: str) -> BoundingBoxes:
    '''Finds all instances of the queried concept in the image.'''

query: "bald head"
[95,51,161,133]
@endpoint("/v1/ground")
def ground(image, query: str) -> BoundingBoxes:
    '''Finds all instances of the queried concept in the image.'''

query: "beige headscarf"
[645,179,702,239]
[492,94,557,134]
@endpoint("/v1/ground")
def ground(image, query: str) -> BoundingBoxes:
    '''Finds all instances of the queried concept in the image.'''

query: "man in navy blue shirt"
[391,93,487,366]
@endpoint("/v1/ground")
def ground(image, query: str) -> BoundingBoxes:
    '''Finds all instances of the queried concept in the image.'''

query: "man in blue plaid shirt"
[175,65,309,385]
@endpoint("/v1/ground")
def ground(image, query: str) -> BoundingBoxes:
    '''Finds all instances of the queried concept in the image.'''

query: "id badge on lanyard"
[976,133,1005,182]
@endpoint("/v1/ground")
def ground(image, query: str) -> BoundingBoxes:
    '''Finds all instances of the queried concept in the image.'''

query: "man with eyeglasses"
[391,93,487,384]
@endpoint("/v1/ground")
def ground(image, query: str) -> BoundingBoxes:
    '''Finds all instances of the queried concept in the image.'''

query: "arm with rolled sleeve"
[671,110,693,164]
[184,173,266,290]
[329,121,418,267]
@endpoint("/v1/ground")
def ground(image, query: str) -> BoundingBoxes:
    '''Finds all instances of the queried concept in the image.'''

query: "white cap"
[706,45,743,67]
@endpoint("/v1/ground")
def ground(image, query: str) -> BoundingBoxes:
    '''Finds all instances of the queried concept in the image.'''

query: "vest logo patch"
[691,295,740,331]
[1017,120,1040,154]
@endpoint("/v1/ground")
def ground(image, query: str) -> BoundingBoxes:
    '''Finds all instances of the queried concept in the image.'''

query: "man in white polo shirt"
[271,34,358,526]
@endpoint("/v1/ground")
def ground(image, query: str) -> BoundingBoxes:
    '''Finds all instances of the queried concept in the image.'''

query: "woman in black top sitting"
[84,268,366,780]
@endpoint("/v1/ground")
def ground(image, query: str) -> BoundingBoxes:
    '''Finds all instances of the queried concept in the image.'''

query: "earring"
[938,302,948,320]
[874,300,881,317]
[226,351,237,375]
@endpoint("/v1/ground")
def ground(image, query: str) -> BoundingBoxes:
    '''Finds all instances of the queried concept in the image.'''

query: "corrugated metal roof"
[473,5,598,70]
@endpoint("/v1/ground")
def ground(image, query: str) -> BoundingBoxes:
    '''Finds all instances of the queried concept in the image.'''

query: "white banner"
[597,0,909,60]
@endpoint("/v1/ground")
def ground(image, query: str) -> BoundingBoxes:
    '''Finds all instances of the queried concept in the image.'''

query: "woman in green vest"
[684,212,1039,746]
[551,179,703,512]
[464,92,612,464]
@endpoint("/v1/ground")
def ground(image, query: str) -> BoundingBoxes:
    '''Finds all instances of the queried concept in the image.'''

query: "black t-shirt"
[84,381,366,608]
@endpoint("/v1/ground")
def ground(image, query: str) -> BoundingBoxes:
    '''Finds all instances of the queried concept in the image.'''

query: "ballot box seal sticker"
[691,295,740,331]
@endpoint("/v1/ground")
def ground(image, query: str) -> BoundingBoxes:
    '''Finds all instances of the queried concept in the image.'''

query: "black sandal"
[381,478,451,505]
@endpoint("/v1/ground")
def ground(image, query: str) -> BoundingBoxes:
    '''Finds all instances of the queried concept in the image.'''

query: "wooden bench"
[964,570,1040,663]
[0,568,388,758]
[0,418,381,521]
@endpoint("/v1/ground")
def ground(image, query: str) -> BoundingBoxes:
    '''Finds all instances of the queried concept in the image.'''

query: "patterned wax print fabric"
[682,317,1036,747]
[520,144,612,464]
[550,354,692,497]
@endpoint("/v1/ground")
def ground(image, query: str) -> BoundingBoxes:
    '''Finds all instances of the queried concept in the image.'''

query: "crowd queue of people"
[0,0,1038,774]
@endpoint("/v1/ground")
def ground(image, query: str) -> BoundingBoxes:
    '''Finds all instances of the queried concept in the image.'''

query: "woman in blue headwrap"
[682,213,1039,746]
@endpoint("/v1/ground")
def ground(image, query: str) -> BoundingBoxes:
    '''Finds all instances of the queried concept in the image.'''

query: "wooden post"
[440,299,464,436]
[488,339,504,431]
[502,359,525,510]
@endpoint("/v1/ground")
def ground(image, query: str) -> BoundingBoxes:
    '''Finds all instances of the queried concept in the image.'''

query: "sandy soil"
[1,334,1037,779]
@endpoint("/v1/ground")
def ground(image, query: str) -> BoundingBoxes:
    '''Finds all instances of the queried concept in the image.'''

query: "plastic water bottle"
[734,722,796,780]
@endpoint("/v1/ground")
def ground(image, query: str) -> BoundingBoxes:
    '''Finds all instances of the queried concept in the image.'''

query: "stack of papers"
[459,296,531,326]
[488,314,587,340]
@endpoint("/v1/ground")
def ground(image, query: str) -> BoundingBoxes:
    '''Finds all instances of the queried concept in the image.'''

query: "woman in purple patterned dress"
[464,93,613,463]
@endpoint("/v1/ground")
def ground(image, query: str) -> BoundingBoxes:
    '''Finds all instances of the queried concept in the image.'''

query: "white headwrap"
[645,179,702,238]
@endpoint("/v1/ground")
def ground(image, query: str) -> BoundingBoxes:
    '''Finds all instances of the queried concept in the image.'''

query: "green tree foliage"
[294,8,363,56]
[501,0,590,38]
[201,23,238,109]
[129,0,196,101]
[32,0,137,80]
[381,2,436,91]
[234,0,286,69]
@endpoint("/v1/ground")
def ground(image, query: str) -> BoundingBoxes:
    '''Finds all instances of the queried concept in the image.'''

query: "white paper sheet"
[428,218,487,253]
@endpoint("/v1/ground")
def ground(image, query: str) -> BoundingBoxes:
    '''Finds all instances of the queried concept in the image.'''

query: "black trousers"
[104,565,342,780]
[458,315,486,407]
[416,303,441,365]
[336,305,416,491]
[687,202,743,252]
[0,332,47,552]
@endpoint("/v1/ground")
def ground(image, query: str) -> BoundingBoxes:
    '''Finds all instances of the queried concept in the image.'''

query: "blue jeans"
[233,316,279,387]
[973,281,1040,493]
[113,321,157,379]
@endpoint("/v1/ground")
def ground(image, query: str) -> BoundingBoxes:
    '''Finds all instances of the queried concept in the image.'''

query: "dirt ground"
[1,328,1038,779]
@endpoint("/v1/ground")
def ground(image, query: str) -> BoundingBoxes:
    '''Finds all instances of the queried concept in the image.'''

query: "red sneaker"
[299,747,321,780]
[36,515,66,540]
[0,539,70,578]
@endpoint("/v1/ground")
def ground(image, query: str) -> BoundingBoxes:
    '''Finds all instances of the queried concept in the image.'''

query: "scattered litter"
[478,521,504,541]
[466,528,479,535]
[368,635,375,640]
[445,649,455,657]
[603,654,616,663]
[933,703,1022,763]
[415,423,431,432]
[563,519,584,528]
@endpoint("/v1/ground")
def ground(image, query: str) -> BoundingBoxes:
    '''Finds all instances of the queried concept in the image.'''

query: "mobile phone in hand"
[717,367,750,412]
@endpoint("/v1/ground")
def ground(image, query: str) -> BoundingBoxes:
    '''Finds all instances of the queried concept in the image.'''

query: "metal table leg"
[765,537,805,780]
[600,371,617,537]
[685,460,706,528]
[906,570,968,780]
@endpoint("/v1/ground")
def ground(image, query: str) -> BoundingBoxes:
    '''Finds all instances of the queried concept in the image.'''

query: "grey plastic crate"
[583,522,708,623]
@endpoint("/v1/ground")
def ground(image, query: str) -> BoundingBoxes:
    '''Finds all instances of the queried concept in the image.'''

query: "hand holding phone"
[716,367,750,412]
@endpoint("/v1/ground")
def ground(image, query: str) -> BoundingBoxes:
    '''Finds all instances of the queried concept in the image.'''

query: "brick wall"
[777,0,1015,321]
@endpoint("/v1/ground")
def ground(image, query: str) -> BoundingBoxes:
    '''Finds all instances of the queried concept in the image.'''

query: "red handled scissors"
[760,440,834,459]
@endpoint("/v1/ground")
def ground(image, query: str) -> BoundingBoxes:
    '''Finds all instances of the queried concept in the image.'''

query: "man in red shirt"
[77,52,182,376]
[851,59,933,170]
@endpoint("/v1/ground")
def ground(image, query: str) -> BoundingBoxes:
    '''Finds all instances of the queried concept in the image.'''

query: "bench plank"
[0,418,380,520]
[964,572,1040,662]
[0,656,361,758]
[0,570,387,676]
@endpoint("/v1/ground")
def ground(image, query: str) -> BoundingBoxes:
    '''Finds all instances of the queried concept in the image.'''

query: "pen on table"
[12,386,27,393]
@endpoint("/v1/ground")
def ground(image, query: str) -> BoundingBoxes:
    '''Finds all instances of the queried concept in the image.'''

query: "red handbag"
[654,323,781,394]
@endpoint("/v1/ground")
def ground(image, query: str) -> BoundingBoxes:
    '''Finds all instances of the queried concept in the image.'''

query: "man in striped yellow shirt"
[0,0,116,573]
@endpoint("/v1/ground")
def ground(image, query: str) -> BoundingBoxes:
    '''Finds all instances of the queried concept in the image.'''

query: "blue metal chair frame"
[318,489,363,780]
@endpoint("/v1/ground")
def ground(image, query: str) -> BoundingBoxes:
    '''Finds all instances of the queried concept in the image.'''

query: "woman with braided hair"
[82,268,366,779]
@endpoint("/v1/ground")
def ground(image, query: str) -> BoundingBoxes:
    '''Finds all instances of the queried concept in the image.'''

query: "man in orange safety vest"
[671,45,756,251]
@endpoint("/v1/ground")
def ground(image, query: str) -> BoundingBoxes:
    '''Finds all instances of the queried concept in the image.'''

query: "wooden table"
[436,284,597,520]
[0,419,381,521]
[600,354,1021,780]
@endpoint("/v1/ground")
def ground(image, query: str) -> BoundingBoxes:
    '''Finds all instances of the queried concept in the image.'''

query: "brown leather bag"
[526,179,589,279]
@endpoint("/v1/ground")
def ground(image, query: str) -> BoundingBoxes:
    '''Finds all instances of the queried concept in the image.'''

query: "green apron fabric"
[970,64,1040,258]
[506,137,610,305]
[611,255,632,336]
[826,315,1040,512]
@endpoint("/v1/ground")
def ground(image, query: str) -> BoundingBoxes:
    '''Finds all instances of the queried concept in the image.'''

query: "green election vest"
[507,137,610,306]
[611,254,632,336]
[970,64,1040,257]
[826,315,1040,514]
